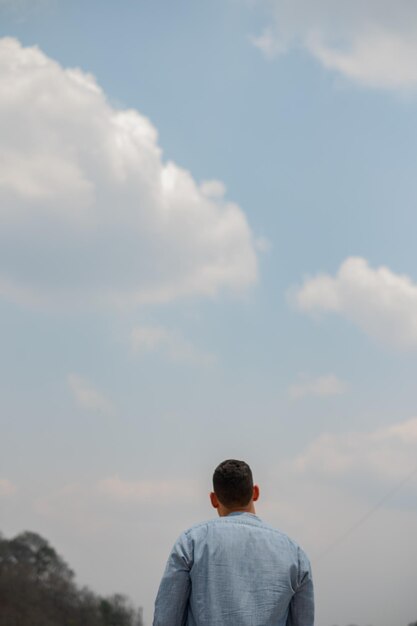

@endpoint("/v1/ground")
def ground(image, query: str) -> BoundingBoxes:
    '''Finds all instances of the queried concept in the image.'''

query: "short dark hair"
[212,459,253,507]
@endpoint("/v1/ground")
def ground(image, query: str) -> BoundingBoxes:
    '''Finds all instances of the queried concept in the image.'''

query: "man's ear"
[252,484,260,502]
[210,492,219,509]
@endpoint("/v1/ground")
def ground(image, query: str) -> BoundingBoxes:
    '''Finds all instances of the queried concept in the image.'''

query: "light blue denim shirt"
[153,512,314,626]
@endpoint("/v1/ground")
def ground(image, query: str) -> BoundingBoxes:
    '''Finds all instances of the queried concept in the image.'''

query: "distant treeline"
[0,530,143,626]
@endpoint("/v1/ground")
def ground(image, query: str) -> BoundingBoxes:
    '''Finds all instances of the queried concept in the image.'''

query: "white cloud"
[131,324,216,365]
[0,38,257,310]
[200,179,226,199]
[290,416,417,482]
[251,0,417,89]
[289,373,348,399]
[67,373,115,416]
[292,257,417,349]
[97,476,197,503]
[0,478,17,496]
[250,28,287,59]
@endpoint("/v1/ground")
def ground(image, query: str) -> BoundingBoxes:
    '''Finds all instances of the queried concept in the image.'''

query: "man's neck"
[218,502,256,517]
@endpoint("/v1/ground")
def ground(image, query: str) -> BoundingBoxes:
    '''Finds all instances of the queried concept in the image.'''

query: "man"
[153,459,314,626]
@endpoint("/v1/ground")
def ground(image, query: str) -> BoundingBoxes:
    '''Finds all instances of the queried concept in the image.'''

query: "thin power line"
[315,464,417,563]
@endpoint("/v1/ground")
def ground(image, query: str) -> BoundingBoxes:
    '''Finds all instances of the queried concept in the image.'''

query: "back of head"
[212,459,253,508]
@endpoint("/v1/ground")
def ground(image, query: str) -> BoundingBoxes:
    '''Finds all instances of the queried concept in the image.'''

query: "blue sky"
[1,1,417,625]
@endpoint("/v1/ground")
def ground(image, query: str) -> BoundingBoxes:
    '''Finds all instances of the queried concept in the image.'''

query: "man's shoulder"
[172,514,311,574]
[181,514,300,548]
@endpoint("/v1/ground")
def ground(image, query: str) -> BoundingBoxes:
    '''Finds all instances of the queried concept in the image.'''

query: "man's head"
[210,459,259,516]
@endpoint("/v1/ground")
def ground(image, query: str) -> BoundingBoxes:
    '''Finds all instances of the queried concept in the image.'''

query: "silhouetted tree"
[0,531,143,626]
[100,593,143,626]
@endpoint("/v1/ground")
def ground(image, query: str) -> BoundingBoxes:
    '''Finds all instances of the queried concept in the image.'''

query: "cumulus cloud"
[0,478,17,496]
[292,257,417,349]
[251,0,417,89]
[290,416,417,482]
[0,38,257,310]
[131,324,215,365]
[289,373,348,399]
[67,374,115,416]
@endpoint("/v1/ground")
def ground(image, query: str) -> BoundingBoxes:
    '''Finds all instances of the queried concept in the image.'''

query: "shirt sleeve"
[152,532,193,626]
[287,547,314,626]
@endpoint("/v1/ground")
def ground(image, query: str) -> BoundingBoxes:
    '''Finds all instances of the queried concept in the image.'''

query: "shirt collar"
[226,511,261,520]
